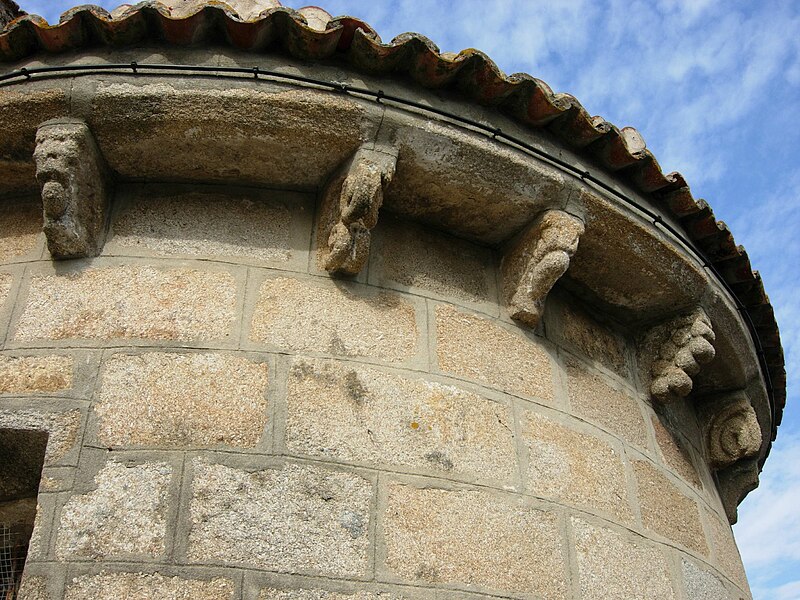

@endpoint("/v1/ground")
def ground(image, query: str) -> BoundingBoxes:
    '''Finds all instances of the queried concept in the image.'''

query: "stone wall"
[0,182,750,599]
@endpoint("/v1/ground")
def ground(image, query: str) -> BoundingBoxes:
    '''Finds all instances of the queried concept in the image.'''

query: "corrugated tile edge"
[0,2,785,446]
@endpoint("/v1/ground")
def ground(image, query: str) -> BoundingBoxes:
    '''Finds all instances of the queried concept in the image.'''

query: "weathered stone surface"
[373,218,492,304]
[383,483,566,598]
[26,499,44,560]
[0,167,35,198]
[34,120,110,259]
[435,305,554,403]
[522,411,632,523]
[286,359,516,484]
[658,394,705,450]
[633,459,707,555]
[698,392,761,469]
[0,202,41,263]
[681,559,730,600]
[0,89,70,195]
[566,359,648,448]
[0,409,80,463]
[64,573,235,600]
[111,189,292,261]
[95,352,269,449]
[717,459,759,525]
[569,189,707,316]
[706,508,750,592]
[549,297,629,376]
[318,146,397,276]
[38,472,69,493]
[384,117,569,244]
[572,517,676,600]
[0,355,72,394]
[56,461,171,559]
[501,210,584,328]
[259,589,404,600]
[17,575,48,600]
[15,266,236,342]
[694,288,761,398]
[188,461,371,577]
[251,277,417,363]
[652,415,702,489]
[91,83,368,189]
[645,308,716,403]
[0,271,12,306]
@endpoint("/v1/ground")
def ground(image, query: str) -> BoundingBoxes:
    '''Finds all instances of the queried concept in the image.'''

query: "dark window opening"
[0,429,48,600]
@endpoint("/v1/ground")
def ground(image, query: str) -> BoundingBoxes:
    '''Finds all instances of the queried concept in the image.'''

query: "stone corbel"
[646,308,716,403]
[697,391,762,523]
[716,458,760,524]
[500,209,584,328]
[698,391,762,470]
[33,118,111,259]
[317,144,398,276]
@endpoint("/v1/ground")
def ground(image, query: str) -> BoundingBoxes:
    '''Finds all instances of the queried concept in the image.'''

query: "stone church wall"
[0,182,750,599]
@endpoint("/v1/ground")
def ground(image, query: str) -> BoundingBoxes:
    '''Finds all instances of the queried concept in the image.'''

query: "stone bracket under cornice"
[501,210,584,328]
[696,390,762,523]
[638,309,763,523]
[642,308,717,404]
[716,458,760,525]
[316,144,398,276]
[33,118,111,259]
[698,391,763,470]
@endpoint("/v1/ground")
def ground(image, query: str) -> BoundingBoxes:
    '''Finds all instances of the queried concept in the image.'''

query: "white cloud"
[737,430,800,598]
[728,169,800,409]
[773,581,800,600]
[737,431,800,564]
[655,0,716,25]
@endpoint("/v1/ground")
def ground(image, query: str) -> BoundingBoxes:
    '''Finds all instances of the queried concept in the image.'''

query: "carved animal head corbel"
[317,145,398,276]
[500,209,584,328]
[33,119,111,259]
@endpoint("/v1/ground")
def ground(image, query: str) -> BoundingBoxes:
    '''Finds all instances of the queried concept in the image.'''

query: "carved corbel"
[317,145,397,276]
[716,458,760,524]
[33,119,111,259]
[646,308,716,403]
[698,391,762,470]
[500,209,584,328]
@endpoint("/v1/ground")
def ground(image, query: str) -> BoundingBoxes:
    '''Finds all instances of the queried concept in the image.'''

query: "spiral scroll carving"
[701,393,762,469]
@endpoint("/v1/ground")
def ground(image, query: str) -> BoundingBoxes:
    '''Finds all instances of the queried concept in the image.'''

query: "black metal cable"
[0,61,777,447]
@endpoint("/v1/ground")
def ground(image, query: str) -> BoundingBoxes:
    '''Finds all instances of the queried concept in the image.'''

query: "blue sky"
[13,1,800,597]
